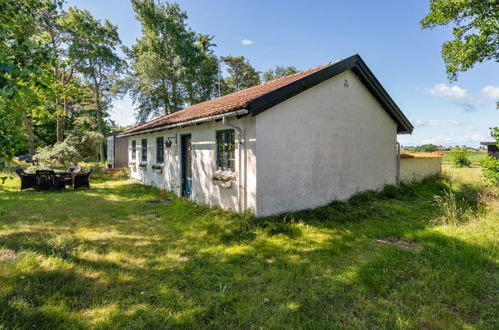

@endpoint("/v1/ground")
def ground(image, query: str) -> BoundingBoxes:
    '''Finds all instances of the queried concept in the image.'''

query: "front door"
[181,134,192,197]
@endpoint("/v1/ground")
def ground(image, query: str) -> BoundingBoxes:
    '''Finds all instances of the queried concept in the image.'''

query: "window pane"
[216,130,235,171]
[132,140,136,160]
[141,139,147,161]
[156,137,164,163]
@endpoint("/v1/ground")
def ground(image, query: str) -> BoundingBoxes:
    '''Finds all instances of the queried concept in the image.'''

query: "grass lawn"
[0,170,497,329]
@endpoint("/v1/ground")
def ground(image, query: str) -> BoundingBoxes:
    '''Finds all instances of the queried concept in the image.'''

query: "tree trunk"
[95,88,105,163]
[56,102,64,142]
[21,111,35,156]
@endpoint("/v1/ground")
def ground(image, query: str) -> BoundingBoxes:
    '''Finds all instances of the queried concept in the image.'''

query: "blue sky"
[69,0,498,147]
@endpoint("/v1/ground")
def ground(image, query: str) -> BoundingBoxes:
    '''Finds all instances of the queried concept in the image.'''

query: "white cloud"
[427,83,471,102]
[481,85,499,99]
[413,119,463,127]
[426,83,476,112]
[241,39,254,45]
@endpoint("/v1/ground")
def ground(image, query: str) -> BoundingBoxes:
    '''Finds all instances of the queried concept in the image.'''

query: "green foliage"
[222,56,261,94]
[421,0,499,81]
[65,130,103,160]
[127,0,219,121]
[480,156,499,185]
[414,144,439,152]
[62,7,125,161]
[33,130,102,165]
[262,65,299,82]
[34,140,81,166]
[450,147,472,167]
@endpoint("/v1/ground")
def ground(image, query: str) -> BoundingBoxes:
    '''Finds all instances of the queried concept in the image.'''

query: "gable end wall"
[255,70,397,217]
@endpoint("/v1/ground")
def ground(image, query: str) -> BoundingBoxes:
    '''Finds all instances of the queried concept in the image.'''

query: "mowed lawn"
[0,170,497,329]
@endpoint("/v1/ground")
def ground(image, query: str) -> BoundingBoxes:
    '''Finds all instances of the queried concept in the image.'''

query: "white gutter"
[223,116,245,213]
[119,109,250,137]
[396,142,401,184]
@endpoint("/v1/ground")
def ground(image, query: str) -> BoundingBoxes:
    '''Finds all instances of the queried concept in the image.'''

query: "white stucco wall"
[400,158,442,182]
[255,70,398,217]
[127,116,257,213]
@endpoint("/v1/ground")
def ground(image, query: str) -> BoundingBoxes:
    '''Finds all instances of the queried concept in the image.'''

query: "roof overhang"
[248,54,414,134]
[119,109,249,137]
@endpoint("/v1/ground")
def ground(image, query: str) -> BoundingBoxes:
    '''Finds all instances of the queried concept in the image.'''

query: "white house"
[119,55,413,217]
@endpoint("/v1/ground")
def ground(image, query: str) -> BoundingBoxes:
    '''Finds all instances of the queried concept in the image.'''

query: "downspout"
[396,142,400,184]
[223,116,245,213]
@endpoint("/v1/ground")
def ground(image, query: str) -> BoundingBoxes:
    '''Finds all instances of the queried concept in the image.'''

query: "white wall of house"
[400,158,442,182]
[127,116,257,212]
[255,70,398,217]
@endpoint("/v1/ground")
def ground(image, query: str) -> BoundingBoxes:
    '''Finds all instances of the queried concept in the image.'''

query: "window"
[131,140,136,160]
[156,136,164,163]
[141,139,147,162]
[216,129,235,171]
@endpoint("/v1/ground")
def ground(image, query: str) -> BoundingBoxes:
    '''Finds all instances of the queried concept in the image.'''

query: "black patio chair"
[14,168,37,190]
[73,168,93,189]
[36,170,56,191]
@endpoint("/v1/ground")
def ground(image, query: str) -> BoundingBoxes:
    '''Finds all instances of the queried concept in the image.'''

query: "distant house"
[480,142,499,158]
[119,54,413,217]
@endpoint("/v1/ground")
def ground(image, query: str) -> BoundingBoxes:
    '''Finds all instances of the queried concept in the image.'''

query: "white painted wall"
[255,70,398,217]
[127,116,257,213]
[400,158,442,182]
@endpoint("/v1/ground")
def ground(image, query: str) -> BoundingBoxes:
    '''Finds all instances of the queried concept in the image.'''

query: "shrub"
[65,130,103,161]
[450,147,471,167]
[480,156,499,185]
[34,141,81,166]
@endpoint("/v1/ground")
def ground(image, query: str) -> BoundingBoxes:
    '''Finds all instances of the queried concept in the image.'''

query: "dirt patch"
[0,249,17,262]
[375,238,421,251]
[177,256,191,263]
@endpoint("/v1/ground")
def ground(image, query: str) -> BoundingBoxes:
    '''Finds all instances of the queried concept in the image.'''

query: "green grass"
[0,169,497,329]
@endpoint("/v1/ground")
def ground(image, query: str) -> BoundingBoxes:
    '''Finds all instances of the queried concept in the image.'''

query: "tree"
[222,56,260,94]
[480,126,499,185]
[421,0,499,81]
[63,7,125,161]
[414,144,439,152]
[39,0,78,143]
[0,0,53,167]
[127,0,218,122]
[262,65,299,82]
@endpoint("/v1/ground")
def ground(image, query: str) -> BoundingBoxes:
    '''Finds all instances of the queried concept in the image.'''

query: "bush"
[34,141,81,166]
[450,147,471,167]
[480,156,499,185]
[32,130,103,166]
[65,130,103,161]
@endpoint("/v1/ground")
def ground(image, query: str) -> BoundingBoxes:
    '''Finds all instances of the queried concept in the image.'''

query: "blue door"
[181,134,192,197]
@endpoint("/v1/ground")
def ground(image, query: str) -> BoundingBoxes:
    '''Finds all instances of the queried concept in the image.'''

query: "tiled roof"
[121,61,339,135]
[400,152,444,159]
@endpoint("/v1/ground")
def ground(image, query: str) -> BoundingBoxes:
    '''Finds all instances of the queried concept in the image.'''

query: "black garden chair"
[35,170,56,191]
[73,168,93,189]
[14,168,37,190]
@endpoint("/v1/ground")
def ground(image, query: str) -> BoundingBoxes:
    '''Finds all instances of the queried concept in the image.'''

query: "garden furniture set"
[15,166,93,191]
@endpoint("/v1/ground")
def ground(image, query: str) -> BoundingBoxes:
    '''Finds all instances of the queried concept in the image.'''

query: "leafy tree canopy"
[222,56,260,95]
[262,65,299,82]
[421,0,499,81]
